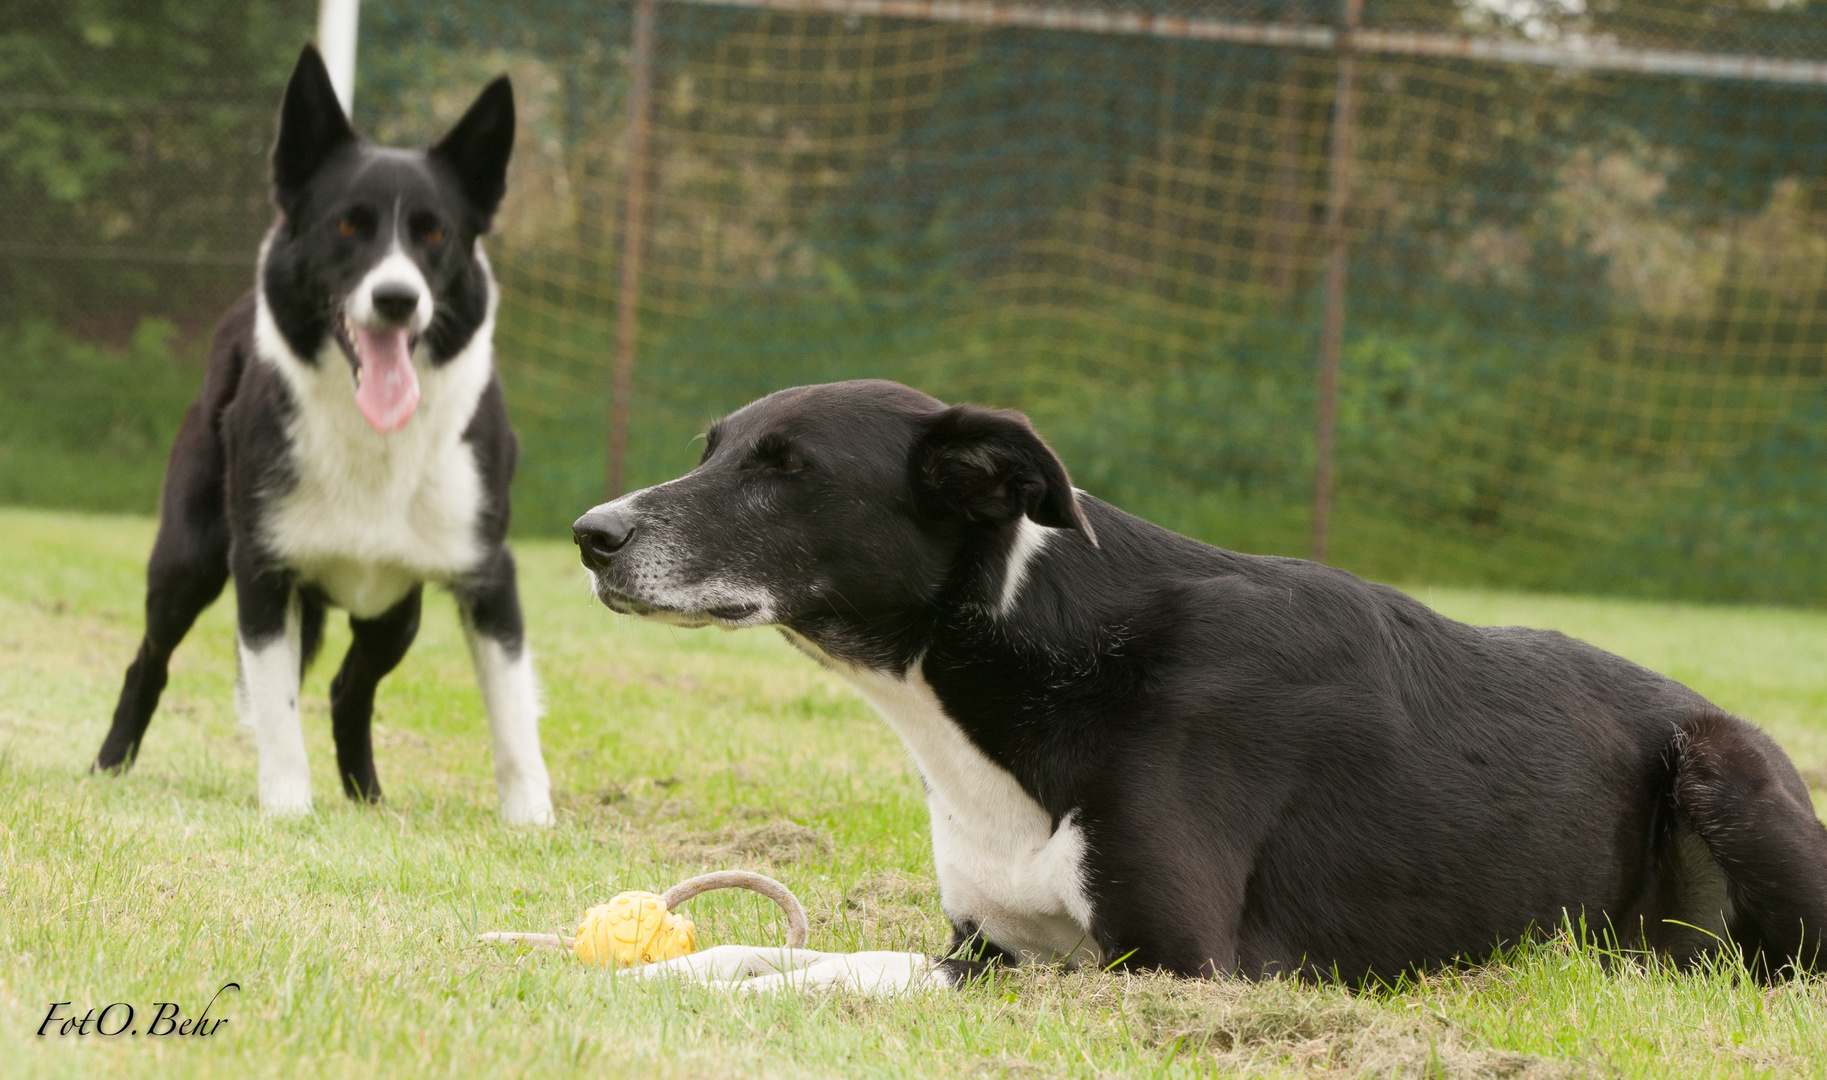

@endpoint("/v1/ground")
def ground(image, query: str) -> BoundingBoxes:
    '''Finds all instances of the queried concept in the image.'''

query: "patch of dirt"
[711,820,834,863]
[835,868,947,947]
[568,777,701,825]
[661,819,834,867]
[1142,980,1575,1078]
[994,969,1582,1079]
[842,869,938,919]
[1722,1042,1805,1074]
[966,1057,1054,1078]
[651,797,700,822]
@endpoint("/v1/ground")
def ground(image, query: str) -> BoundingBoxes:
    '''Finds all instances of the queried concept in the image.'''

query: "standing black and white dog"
[93,46,552,826]
[572,379,1827,988]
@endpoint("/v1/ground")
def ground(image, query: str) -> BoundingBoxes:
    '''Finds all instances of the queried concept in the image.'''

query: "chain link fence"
[4,0,1826,603]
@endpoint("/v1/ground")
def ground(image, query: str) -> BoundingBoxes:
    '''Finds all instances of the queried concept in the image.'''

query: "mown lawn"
[2,506,1824,1079]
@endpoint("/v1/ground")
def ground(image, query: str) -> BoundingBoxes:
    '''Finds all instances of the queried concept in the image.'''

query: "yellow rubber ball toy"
[572,890,698,968]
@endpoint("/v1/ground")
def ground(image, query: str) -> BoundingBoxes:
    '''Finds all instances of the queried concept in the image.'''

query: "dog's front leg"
[232,557,312,816]
[458,549,553,828]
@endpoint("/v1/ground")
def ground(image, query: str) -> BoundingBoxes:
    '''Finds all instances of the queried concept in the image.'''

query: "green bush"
[0,318,200,513]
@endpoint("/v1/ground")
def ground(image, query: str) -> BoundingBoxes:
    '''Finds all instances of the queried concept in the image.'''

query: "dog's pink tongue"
[352,326,420,433]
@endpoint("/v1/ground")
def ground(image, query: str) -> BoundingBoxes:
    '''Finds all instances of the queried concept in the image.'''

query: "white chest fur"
[251,291,493,618]
[838,656,1099,965]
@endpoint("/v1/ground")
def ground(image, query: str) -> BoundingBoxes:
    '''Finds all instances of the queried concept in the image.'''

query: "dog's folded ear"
[431,76,516,230]
[272,44,356,214]
[914,405,1098,546]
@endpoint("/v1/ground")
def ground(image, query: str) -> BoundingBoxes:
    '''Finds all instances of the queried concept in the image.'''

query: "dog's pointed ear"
[271,44,355,210]
[914,404,1097,546]
[430,76,515,228]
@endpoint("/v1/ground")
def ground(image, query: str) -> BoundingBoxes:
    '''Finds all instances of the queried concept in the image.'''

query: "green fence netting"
[4,0,1826,604]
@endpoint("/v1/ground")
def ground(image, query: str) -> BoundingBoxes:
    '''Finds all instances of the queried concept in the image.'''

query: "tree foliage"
[0,1,311,326]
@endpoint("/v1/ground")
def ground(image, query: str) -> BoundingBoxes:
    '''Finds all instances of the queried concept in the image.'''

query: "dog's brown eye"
[424,227,444,245]
[337,218,358,237]
[747,433,805,473]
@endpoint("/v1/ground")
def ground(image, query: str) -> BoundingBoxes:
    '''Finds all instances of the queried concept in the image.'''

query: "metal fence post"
[610,0,658,500]
[1310,0,1360,564]
[315,0,360,117]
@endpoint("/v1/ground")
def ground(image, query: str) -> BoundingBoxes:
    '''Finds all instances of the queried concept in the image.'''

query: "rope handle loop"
[477,870,808,951]
[661,870,809,949]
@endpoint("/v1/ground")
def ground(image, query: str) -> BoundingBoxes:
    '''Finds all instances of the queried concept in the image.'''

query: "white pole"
[316,0,360,116]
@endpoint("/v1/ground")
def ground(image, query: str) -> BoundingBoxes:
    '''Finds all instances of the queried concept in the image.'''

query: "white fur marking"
[465,627,554,828]
[252,242,497,616]
[998,517,1056,616]
[347,244,434,334]
[237,595,312,817]
[795,643,1096,965]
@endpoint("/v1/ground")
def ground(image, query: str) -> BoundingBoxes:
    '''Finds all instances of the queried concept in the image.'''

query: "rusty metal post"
[1310,0,1360,564]
[1266,60,1304,298]
[610,0,658,500]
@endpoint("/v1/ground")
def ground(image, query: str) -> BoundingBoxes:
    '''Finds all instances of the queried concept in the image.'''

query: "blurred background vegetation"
[3,0,1825,603]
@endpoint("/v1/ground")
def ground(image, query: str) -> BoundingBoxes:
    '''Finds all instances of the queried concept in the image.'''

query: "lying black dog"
[573,379,1827,984]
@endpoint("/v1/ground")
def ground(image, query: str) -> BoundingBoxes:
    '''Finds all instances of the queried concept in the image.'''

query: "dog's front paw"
[500,782,554,828]
[259,781,314,818]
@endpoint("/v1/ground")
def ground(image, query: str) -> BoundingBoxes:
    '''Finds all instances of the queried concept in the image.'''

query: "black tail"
[1673,712,1827,977]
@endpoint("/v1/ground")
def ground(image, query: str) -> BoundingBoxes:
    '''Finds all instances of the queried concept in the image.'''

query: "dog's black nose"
[371,285,420,323]
[573,509,635,570]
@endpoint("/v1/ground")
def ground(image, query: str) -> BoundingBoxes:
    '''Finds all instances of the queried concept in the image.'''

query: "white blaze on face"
[345,247,433,433]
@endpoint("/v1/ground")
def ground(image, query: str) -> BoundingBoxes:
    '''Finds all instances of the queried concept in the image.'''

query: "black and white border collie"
[93,45,552,827]
[571,379,1827,990]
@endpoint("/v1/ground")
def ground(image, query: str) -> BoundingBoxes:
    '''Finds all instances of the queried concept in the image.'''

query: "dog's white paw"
[259,780,314,818]
[499,782,554,828]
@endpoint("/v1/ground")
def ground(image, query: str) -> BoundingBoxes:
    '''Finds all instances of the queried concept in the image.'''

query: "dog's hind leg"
[456,548,552,827]
[1672,712,1827,976]
[328,586,421,803]
[94,468,230,774]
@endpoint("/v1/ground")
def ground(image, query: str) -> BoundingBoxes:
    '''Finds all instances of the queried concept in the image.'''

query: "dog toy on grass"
[479,870,809,968]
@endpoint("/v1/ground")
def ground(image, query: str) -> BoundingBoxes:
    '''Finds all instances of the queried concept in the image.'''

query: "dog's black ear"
[914,404,1097,546]
[271,44,355,209]
[430,76,515,228]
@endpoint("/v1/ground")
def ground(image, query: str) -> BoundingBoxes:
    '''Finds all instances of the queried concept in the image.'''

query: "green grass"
[2,505,1825,1079]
